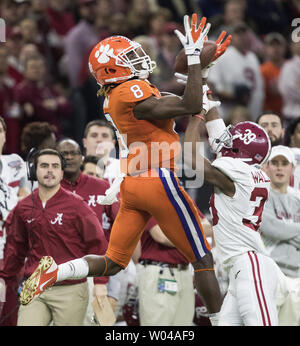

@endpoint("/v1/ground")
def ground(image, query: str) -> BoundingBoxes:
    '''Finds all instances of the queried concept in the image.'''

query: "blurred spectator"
[261,33,286,115]
[133,35,160,84]
[82,155,104,179]
[261,145,300,325]
[149,22,183,94]
[14,54,72,138]
[108,12,133,38]
[155,0,201,23]
[82,120,120,185]
[225,105,252,126]
[19,18,45,55]
[92,0,115,40]
[146,7,172,44]
[286,117,300,148]
[6,27,25,86]
[20,121,57,157]
[0,44,22,154]
[285,117,300,190]
[0,1,20,36]
[12,0,31,21]
[209,0,263,57]
[278,41,300,124]
[208,22,264,121]
[19,43,40,70]
[64,0,99,88]
[27,0,49,34]
[127,0,152,37]
[45,0,75,79]
[136,218,194,326]
[0,45,17,118]
[257,111,285,147]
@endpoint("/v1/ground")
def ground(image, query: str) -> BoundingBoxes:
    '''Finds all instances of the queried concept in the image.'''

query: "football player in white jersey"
[0,117,29,258]
[184,90,281,326]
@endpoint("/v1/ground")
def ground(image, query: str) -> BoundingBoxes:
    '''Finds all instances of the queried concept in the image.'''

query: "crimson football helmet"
[215,121,271,166]
[88,35,156,86]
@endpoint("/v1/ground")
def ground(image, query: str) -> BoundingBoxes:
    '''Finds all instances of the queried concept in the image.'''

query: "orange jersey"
[103,79,180,176]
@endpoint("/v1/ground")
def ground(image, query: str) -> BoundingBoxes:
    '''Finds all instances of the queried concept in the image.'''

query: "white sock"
[56,258,89,282]
[208,312,220,326]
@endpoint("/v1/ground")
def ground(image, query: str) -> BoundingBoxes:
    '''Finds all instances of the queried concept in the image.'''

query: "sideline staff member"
[0,149,107,326]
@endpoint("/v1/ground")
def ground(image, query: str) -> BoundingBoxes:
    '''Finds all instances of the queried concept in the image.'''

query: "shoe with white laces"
[19,256,58,305]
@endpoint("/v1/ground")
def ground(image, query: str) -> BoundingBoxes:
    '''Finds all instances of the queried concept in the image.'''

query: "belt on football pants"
[139,259,188,271]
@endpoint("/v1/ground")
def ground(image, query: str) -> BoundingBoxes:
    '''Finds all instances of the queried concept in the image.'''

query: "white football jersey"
[0,154,27,259]
[209,156,270,266]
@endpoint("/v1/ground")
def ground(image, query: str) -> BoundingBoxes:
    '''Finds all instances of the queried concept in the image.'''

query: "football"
[174,41,217,74]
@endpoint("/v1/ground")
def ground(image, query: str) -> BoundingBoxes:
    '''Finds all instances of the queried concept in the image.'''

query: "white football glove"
[174,72,188,85]
[174,15,211,58]
[174,74,221,113]
[202,85,221,114]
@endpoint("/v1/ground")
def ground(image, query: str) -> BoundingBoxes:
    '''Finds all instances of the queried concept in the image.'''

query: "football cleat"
[19,256,58,305]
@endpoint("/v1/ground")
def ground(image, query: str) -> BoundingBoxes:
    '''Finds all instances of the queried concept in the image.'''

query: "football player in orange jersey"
[19,14,229,325]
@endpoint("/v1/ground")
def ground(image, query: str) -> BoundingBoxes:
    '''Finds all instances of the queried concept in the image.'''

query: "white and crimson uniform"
[0,154,27,261]
[209,156,279,326]
[103,79,210,268]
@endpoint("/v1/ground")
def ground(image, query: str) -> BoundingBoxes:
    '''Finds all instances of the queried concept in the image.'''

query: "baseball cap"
[264,32,286,45]
[268,145,296,165]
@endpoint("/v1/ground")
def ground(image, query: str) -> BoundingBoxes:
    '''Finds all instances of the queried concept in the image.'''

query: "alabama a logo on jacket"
[50,213,63,225]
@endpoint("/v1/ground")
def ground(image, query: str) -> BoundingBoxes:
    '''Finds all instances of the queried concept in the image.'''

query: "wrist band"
[194,268,215,272]
[187,55,201,66]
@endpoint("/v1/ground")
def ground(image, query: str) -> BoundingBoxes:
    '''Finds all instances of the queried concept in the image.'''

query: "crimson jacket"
[61,173,120,241]
[0,187,108,285]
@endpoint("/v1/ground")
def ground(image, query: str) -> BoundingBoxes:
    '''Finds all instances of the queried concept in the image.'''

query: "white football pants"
[218,251,279,326]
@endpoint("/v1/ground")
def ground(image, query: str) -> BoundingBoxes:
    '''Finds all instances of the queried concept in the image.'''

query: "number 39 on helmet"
[215,121,272,166]
[88,35,156,86]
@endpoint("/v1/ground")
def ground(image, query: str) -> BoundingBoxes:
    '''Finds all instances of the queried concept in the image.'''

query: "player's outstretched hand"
[213,31,232,62]
[174,14,210,58]
[201,31,231,78]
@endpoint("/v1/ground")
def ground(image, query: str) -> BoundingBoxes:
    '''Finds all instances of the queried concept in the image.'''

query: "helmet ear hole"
[232,148,239,153]
[104,68,116,75]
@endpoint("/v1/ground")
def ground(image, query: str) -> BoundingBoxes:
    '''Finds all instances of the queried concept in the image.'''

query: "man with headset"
[0,148,108,326]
